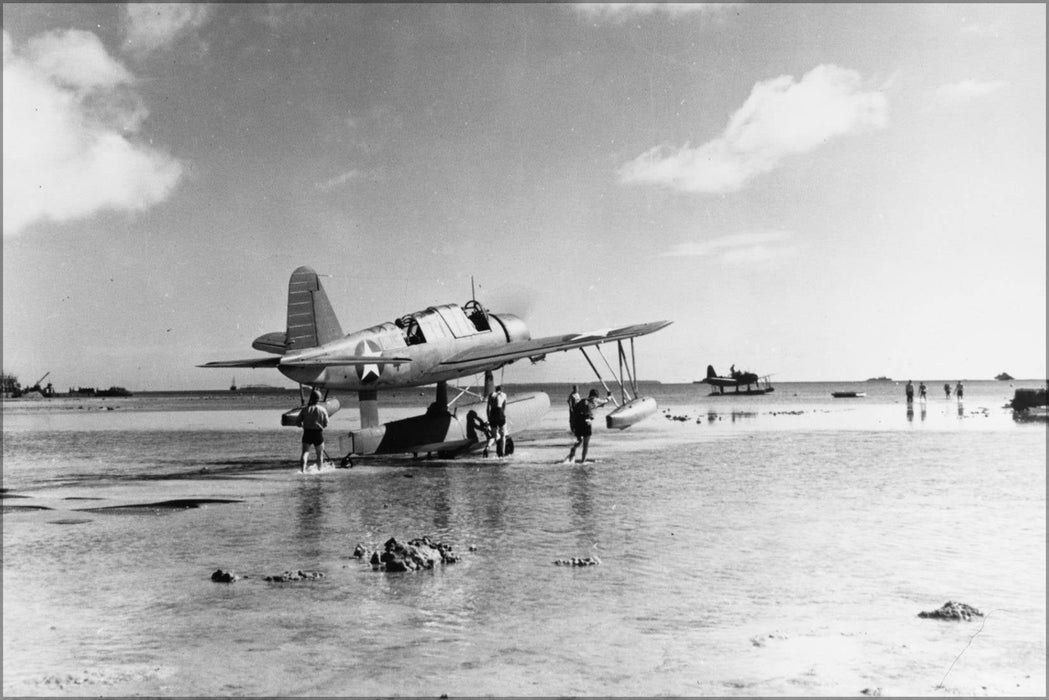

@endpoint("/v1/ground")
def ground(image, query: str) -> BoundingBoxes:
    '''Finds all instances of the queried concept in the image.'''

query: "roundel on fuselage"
[355,339,383,384]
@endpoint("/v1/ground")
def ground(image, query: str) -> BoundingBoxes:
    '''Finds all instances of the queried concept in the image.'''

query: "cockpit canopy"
[395,302,491,346]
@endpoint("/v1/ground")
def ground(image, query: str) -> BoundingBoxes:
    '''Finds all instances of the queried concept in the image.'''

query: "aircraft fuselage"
[278,306,529,391]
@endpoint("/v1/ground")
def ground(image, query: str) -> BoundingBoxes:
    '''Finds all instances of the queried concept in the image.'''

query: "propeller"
[485,283,537,320]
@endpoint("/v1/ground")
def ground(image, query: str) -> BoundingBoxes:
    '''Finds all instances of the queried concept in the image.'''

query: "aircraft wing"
[278,354,411,367]
[440,320,672,374]
[199,354,411,369]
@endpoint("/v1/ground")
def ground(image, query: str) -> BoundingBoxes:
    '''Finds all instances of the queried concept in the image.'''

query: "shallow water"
[3,381,1045,695]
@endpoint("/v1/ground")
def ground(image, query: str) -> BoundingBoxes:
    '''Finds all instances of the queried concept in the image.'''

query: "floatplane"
[699,364,775,395]
[200,267,671,464]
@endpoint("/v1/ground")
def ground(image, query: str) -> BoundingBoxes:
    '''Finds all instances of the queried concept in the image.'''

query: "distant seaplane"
[200,266,671,462]
[699,364,775,395]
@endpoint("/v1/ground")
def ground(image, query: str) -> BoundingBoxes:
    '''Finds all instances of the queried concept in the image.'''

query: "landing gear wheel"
[339,454,354,468]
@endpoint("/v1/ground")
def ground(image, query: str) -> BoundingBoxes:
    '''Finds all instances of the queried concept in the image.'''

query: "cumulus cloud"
[959,21,1002,38]
[661,231,794,264]
[315,169,363,192]
[935,79,1007,103]
[620,65,888,194]
[574,3,739,22]
[122,3,211,55]
[3,29,182,237]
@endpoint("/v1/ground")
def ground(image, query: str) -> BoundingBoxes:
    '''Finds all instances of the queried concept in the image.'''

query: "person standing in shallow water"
[565,389,609,464]
[905,380,914,404]
[486,385,508,457]
[567,385,581,434]
[919,381,927,401]
[944,383,951,399]
[297,389,330,472]
[955,381,964,400]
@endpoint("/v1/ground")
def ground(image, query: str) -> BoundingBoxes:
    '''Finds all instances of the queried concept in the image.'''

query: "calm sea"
[3,380,1045,696]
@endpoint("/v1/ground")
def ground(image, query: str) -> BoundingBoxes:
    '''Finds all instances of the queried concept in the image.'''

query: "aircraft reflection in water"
[201,267,670,462]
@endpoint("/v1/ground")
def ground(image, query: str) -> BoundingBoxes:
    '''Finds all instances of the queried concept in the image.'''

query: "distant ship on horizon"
[866,376,893,382]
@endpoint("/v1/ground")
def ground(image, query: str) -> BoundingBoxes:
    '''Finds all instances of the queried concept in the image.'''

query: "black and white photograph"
[3,3,1045,696]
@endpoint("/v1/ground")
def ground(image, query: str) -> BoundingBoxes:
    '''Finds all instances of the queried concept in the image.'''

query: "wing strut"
[579,337,648,407]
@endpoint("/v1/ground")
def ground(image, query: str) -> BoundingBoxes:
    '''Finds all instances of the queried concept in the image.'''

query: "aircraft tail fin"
[706,364,717,379]
[286,266,344,350]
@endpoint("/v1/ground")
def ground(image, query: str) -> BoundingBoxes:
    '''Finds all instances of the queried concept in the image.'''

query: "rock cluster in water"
[263,570,324,582]
[357,536,460,572]
[211,567,325,583]
[210,569,240,583]
[918,601,983,621]
[553,556,601,567]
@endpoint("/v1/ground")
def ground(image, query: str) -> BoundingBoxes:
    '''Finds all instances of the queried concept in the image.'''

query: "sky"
[3,3,1045,390]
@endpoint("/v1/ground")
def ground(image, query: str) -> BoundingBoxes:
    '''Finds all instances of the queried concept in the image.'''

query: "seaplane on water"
[701,364,775,395]
[200,266,671,463]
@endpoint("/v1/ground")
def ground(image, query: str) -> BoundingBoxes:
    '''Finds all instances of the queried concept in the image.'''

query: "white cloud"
[935,79,1007,103]
[959,21,1002,38]
[574,3,739,22]
[661,231,794,264]
[3,29,183,237]
[620,65,888,194]
[122,3,211,55]
[316,169,363,192]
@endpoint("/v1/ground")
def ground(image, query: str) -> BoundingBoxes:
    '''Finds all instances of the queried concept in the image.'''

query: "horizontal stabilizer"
[252,332,287,354]
[198,357,282,369]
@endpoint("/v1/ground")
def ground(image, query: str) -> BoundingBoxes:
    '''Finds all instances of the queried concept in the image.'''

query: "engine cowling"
[488,313,530,344]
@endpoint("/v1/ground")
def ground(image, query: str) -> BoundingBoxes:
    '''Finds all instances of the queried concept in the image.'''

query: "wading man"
[486,385,508,457]
[297,389,330,472]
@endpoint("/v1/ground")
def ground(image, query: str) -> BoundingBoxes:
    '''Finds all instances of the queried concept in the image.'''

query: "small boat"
[831,391,866,398]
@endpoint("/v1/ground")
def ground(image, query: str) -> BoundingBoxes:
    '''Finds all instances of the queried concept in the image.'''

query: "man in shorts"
[565,389,608,464]
[486,385,508,457]
[298,389,330,472]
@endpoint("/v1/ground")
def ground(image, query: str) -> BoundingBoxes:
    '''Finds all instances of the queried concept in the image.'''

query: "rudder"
[286,266,344,350]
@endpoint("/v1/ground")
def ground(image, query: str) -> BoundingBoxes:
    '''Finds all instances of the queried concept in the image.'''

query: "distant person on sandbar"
[565,389,609,464]
[944,383,951,399]
[905,380,914,404]
[919,381,927,401]
[297,389,329,472]
[955,381,964,400]
[486,385,508,457]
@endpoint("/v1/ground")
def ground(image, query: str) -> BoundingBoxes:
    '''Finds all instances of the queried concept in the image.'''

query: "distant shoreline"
[19,378,1042,396]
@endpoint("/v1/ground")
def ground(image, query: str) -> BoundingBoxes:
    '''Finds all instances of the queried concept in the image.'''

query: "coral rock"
[918,601,983,621]
[210,569,239,583]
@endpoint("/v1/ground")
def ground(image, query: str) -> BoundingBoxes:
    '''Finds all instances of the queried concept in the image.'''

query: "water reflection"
[958,400,965,419]
[295,478,327,558]
[920,403,927,422]
[427,468,452,532]
[906,404,914,422]
[568,464,597,544]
